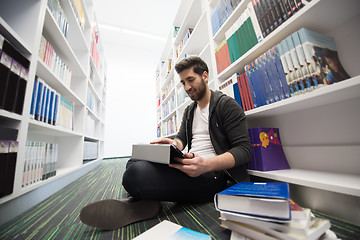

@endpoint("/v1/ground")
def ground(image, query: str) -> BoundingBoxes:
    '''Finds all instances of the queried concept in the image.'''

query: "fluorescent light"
[98,23,166,42]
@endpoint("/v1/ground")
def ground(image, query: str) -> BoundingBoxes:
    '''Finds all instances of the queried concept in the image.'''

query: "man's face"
[179,67,208,101]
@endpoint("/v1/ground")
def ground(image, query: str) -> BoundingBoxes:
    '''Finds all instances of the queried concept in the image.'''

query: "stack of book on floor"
[215,182,335,239]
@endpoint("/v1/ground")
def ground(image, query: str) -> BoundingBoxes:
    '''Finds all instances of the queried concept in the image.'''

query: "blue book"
[215,182,291,221]
[249,62,266,107]
[273,47,292,98]
[34,79,44,121]
[30,77,38,118]
[244,66,258,108]
[47,89,55,124]
[232,82,243,108]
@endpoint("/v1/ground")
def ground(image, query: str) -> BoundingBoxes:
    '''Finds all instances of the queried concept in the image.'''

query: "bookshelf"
[157,0,360,224]
[0,0,106,224]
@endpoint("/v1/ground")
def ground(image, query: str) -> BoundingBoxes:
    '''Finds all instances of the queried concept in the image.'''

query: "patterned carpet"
[0,158,359,239]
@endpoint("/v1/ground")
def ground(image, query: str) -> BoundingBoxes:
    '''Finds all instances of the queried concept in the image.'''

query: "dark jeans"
[122,159,229,203]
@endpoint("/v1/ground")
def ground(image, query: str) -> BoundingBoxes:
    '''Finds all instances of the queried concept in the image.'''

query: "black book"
[3,141,18,196]
[0,52,12,109]
[0,141,10,197]
[3,60,21,112]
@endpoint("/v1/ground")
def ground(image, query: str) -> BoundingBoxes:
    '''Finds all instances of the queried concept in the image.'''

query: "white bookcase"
[157,0,360,224]
[0,0,106,224]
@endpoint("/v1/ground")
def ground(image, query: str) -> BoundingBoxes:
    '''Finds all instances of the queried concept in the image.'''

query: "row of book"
[211,0,242,36]
[39,35,72,87]
[70,0,85,31]
[248,127,290,171]
[162,95,175,119]
[215,182,334,240]
[157,115,177,138]
[47,0,69,38]
[0,34,30,115]
[83,140,98,162]
[86,86,99,116]
[175,28,193,61]
[219,28,350,111]
[22,141,58,188]
[30,76,74,130]
[85,113,96,137]
[91,26,100,70]
[214,0,306,74]
[0,140,18,197]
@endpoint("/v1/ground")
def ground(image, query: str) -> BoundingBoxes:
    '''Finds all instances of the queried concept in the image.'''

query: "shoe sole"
[80,199,160,230]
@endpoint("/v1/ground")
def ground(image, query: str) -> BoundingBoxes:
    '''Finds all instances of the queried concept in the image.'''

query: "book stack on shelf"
[0,34,30,115]
[22,141,58,188]
[219,27,351,112]
[215,182,334,239]
[248,127,290,171]
[30,76,74,130]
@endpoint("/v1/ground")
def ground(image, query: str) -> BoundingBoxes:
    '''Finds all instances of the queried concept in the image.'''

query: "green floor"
[0,158,359,239]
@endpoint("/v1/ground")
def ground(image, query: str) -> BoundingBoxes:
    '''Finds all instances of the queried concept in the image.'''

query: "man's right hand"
[150,138,176,145]
[150,138,182,150]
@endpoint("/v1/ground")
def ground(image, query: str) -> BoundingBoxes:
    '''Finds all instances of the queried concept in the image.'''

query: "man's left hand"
[169,153,208,177]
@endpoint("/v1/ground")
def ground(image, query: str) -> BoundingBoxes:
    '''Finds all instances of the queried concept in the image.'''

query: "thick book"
[219,201,312,236]
[215,182,291,220]
[133,220,210,240]
[220,215,331,240]
[132,144,185,164]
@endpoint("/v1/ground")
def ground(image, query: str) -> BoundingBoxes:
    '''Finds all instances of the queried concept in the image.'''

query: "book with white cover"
[132,144,185,164]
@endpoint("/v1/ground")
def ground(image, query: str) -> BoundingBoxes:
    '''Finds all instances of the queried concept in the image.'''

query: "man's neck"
[197,88,211,110]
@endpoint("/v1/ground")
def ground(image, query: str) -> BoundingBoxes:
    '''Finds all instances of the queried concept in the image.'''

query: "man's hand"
[150,138,183,150]
[169,153,208,177]
[150,138,176,145]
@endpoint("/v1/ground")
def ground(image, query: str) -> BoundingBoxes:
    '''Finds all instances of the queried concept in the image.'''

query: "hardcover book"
[214,182,291,220]
[131,144,185,164]
[248,127,290,171]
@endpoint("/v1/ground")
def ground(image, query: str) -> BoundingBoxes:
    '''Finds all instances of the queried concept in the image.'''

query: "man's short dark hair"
[175,56,209,76]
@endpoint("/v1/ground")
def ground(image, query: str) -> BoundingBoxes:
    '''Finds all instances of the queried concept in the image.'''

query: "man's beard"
[188,78,207,101]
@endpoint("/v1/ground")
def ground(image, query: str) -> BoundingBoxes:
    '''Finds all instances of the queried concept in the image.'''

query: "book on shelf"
[22,141,58,188]
[131,144,185,164]
[214,182,291,221]
[0,141,18,198]
[133,220,210,240]
[248,127,290,171]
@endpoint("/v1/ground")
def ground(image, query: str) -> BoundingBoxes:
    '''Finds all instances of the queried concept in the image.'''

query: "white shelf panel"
[28,119,83,137]
[245,76,360,118]
[0,16,32,57]
[248,169,360,197]
[0,110,22,122]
